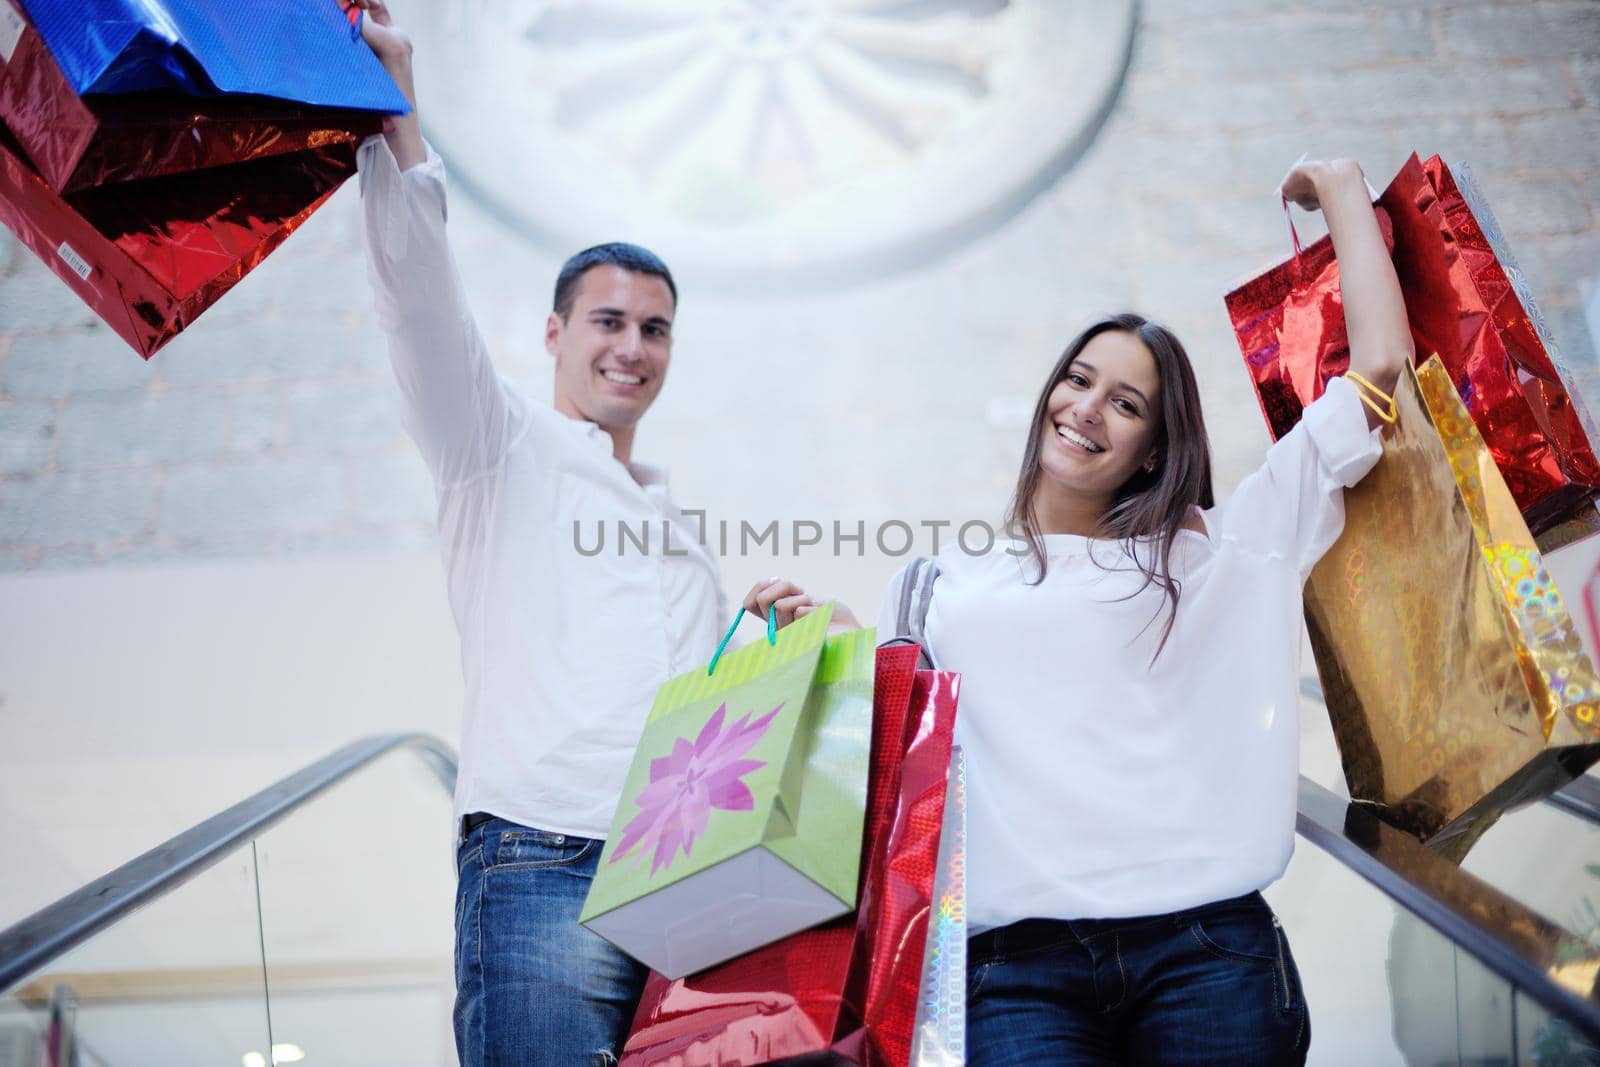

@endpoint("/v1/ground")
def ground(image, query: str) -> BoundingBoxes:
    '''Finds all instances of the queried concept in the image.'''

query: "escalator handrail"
[0,732,457,996]
[1547,774,1600,826]
[7,727,1598,1042]
[1296,775,1600,1041]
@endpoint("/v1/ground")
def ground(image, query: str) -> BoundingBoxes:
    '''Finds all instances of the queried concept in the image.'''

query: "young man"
[351,4,819,1062]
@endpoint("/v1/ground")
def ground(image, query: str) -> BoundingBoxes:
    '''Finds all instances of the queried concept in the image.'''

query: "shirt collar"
[579,420,669,488]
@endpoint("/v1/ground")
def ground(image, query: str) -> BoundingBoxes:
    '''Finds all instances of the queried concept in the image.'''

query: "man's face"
[547,265,675,433]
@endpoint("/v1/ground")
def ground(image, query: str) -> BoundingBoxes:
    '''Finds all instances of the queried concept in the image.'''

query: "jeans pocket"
[1188,905,1280,970]
[454,851,484,991]
[1190,905,1301,1017]
[1271,916,1305,1017]
[456,841,483,879]
[486,827,595,870]
[966,960,992,1002]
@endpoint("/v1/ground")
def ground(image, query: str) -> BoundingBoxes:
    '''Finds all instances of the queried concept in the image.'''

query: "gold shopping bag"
[1305,356,1600,859]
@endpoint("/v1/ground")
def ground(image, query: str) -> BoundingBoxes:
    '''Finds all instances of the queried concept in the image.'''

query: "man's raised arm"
[353,0,519,487]
[355,1,425,169]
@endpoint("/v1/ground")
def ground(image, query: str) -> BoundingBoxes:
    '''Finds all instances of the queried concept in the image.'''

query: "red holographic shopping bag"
[1226,153,1600,536]
[0,120,356,357]
[841,669,961,1067]
[0,0,401,356]
[619,648,962,1067]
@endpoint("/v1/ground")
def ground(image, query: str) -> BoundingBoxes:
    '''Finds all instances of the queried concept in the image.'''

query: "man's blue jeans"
[966,892,1310,1066]
[453,817,648,1066]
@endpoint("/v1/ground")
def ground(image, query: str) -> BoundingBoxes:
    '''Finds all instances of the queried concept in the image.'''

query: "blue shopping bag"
[16,0,409,112]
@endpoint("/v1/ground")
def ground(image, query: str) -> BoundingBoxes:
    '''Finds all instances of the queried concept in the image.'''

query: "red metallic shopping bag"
[840,669,961,1067]
[1226,153,1600,536]
[0,7,385,193]
[619,648,962,1067]
[0,0,397,357]
[0,120,356,357]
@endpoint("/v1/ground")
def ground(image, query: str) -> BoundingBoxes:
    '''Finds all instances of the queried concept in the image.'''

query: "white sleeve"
[358,135,523,488]
[1211,375,1383,579]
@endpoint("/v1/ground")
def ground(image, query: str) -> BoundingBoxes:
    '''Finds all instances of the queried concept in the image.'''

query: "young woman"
[886,158,1411,1065]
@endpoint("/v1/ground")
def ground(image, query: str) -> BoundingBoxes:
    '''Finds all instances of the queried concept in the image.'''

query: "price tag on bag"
[0,1,25,65]
[55,241,92,281]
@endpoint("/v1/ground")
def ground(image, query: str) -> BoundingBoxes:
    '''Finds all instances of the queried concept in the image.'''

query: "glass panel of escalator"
[1451,778,1600,958]
[1299,667,1600,956]
[251,746,456,1066]
[0,844,274,1066]
[1271,830,1411,1065]
[1272,820,1600,1067]
[1519,985,1600,1065]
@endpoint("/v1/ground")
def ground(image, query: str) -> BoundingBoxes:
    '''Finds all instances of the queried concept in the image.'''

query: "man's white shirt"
[359,135,727,838]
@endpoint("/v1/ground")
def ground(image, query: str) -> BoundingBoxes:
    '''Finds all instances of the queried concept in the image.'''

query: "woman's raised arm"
[1281,158,1413,425]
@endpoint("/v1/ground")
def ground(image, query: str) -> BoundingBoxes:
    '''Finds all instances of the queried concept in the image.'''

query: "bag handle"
[1281,193,1306,259]
[706,604,778,677]
[337,0,364,40]
[1346,370,1399,425]
[878,557,941,671]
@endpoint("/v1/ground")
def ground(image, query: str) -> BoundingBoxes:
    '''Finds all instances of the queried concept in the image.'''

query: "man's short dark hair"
[552,243,677,321]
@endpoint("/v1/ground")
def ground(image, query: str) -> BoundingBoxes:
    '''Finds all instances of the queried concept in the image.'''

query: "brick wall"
[1,0,1597,581]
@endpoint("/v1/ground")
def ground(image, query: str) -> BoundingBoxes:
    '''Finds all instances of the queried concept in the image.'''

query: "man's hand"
[351,0,412,66]
[348,0,425,170]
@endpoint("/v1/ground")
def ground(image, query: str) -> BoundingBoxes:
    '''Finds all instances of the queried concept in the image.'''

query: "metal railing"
[3,723,1597,1043]
[1296,776,1600,1040]
[0,732,457,995]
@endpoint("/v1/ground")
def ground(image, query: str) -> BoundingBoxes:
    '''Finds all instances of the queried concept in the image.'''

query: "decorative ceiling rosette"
[406,0,1137,287]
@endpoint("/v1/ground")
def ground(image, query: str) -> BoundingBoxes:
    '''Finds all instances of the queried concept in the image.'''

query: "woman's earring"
[1144,455,1159,473]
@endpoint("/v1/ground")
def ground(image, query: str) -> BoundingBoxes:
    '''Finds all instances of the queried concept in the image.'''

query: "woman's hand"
[742,578,814,631]
[796,600,862,632]
[741,579,862,633]
[1279,157,1364,212]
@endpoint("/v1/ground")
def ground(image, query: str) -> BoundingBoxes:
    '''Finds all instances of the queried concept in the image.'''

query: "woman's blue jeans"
[453,817,648,1066]
[966,892,1310,1066]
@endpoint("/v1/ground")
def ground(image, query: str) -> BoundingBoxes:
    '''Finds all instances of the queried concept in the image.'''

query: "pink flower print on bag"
[610,702,783,875]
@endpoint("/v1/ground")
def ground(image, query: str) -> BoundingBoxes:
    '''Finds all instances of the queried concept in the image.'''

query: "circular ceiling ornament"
[405,0,1138,288]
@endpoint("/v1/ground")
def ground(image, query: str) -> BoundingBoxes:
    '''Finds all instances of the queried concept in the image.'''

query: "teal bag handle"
[707,604,778,676]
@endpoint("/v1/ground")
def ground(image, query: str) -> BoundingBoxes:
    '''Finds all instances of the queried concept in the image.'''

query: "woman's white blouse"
[916,376,1382,929]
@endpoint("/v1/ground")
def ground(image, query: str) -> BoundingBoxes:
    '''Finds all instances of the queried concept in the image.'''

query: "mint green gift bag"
[580,605,877,978]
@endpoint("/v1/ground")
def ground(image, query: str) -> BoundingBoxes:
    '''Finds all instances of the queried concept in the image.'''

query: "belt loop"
[460,811,493,843]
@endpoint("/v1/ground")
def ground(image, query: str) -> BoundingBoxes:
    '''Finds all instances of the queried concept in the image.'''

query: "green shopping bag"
[580,604,877,978]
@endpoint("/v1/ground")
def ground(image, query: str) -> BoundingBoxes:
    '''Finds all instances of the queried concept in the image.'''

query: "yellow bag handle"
[1346,370,1398,425]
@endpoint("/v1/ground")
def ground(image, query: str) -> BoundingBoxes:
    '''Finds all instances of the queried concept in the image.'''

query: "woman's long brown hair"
[1005,313,1216,656]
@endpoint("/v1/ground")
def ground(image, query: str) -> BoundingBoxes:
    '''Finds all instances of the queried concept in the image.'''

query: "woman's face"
[1037,330,1164,501]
